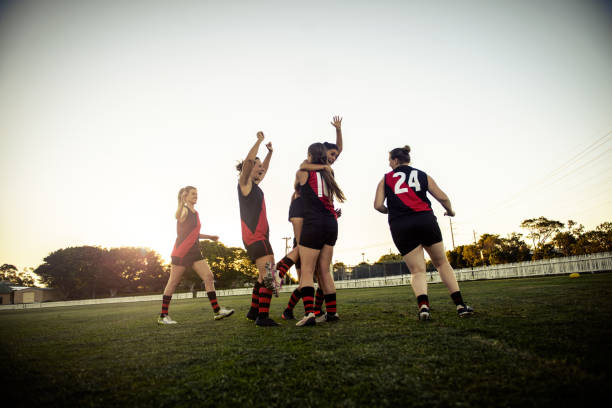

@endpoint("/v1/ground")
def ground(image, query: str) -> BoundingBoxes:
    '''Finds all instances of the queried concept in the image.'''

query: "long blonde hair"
[175,186,196,220]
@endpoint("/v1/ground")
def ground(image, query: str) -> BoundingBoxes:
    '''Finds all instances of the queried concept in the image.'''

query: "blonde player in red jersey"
[158,186,234,324]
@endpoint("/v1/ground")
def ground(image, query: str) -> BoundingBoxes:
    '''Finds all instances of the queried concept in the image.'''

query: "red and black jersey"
[300,170,337,220]
[238,182,270,246]
[384,165,432,222]
[171,208,201,258]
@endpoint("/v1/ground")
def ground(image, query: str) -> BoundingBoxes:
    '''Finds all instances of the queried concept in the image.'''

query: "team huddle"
[158,117,473,327]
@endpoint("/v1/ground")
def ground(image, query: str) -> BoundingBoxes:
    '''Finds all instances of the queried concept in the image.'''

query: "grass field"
[1,274,611,408]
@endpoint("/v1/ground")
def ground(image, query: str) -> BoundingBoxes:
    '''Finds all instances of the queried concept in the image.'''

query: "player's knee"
[431,257,448,269]
[410,267,427,276]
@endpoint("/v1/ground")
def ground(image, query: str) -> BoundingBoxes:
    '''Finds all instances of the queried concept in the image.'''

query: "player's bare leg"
[402,246,431,320]
[424,242,473,317]
[193,260,234,320]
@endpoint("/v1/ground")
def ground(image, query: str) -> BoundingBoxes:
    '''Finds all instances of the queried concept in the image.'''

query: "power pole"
[473,229,477,245]
[449,218,455,249]
[282,237,291,256]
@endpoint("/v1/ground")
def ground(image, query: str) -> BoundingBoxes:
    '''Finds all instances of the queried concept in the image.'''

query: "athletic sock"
[275,256,295,279]
[314,287,325,316]
[207,291,220,313]
[258,286,273,319]
[301,286,315,316]
[160,294,172,317]
[287,288,302,310]
[416,294,429,310]
[324,293,337,315]
[450,291,465,307]
[249,281,262,315]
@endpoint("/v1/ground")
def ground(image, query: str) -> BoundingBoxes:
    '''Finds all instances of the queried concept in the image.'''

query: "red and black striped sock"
[314,287,325,316]
[258,286,273,319]
[301,286,315,316]
[207,291,220,313]
[275,256,295,279]
[160,294,172,317]
[249,281,262,315]
[324,293,337,315]
[286,288,302,310]
[417,294,430,310]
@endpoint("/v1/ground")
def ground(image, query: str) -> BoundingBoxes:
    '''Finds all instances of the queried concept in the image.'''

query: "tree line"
[1,216,610,300]
[375,217,611,269]
[1,241,260,300]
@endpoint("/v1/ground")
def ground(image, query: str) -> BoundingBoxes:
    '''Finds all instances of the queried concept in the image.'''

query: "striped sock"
[314,287,325,316]
[160,294,172,317]
[417,294,430,310]
[286,288,302,310]
[301,286,315,316]
[207,291,220,313]
[249,282,261,315]
[258,286,273,318]
[324,293,337,315]
[275,256,295,279]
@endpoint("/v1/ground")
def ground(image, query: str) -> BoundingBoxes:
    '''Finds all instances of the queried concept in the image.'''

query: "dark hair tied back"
[323,142,339,151]
[389,145,411,163]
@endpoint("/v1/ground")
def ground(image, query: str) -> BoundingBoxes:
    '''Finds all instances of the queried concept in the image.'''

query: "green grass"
[1,274,611,407]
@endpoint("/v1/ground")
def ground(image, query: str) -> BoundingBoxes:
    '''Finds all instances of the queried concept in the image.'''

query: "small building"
[0,282,12,305]
[11,287,60,304]
[0,282,60,304]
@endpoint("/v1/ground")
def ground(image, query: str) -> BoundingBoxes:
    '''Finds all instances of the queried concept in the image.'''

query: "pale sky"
[1,0,611,272]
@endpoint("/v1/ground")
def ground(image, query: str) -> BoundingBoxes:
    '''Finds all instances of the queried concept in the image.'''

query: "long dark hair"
[389,145,411,163]
[307,143,346,203]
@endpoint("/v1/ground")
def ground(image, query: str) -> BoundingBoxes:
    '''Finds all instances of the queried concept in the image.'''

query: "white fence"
[336,251,612,289]
[1,252,610,311]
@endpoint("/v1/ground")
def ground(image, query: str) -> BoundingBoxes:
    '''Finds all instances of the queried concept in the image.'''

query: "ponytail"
[175,186,195,220]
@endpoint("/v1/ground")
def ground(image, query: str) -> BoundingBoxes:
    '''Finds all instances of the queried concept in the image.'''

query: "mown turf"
[1,274,611,407]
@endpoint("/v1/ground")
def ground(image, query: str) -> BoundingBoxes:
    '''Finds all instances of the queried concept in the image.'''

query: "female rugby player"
[374,146,474,320]
[277,116,344,321]
[237,132,280,327]
[158,186,234,324]
[294,143,346,326]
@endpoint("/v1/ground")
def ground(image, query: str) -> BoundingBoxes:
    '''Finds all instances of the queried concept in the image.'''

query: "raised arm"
[331,115,343,154]
[427,175,455,216]
[258,142,273,182]
[239,132,264,192]
[374,178,388,214]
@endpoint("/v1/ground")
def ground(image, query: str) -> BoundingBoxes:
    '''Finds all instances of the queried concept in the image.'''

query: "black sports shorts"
[288,196,304,220]
[300,217,338,250]
[245,239,274,263]
[171,244,204,267]
[389,211,443,256]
